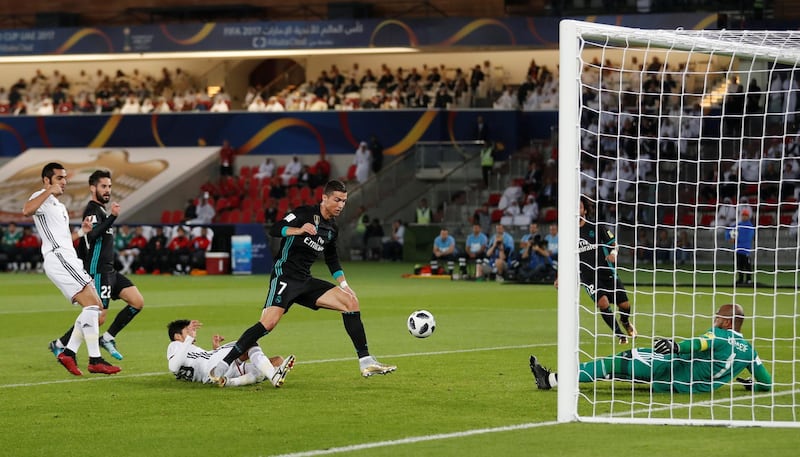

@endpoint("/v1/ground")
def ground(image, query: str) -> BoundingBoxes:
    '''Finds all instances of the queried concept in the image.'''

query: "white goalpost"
[558,19,800,427]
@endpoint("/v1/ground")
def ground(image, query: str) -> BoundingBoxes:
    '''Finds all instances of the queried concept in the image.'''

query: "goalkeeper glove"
[654,338,679,354]
[736,377,753,392]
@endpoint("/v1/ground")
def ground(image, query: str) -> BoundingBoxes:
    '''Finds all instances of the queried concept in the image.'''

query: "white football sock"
[65,323,84,353]
[225,373,258,387]
[77,306,102,358]
[248,347,276,380]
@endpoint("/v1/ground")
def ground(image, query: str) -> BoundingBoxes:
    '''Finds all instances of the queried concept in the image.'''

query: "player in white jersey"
[167,319,295,388]
[22,162,120,376]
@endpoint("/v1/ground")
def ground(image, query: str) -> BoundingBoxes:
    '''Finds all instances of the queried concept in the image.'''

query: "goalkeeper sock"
[223,322,269,365]
[342,311,369,358]
[579,358,611,382]
[578,355,630,382]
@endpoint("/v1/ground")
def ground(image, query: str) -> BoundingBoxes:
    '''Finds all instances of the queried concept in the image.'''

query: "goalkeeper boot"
[99,336,123,360]
[87,358,121,375]
[360,356,397,377]
[48,339,64,358]
[529,355,553,390]
[269,354,296,388]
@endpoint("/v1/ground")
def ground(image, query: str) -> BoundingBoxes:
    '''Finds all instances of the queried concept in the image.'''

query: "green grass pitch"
[1,262,797,457]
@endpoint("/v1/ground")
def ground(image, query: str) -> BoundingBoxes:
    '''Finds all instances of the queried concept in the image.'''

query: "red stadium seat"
[241,207,253,223]
[487,193,501,207]
[490,209,504,223]
[542,207,557,223]
[227,209,242,223]
[759,214,775,226]
[160,210,171,224]
[278,197,290,213]
[170,209,184,224]
[699,213,714,226]
[300,186,312,205]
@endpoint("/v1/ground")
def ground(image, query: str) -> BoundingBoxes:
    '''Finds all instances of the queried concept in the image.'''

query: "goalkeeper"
[531,303,772,393]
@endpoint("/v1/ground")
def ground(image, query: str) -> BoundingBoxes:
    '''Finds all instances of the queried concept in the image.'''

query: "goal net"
[557,19,800,427]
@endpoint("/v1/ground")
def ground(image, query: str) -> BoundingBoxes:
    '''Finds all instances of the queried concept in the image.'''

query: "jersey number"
[99,285,112,300]
[277,281,288,295]
[176,366,194,381]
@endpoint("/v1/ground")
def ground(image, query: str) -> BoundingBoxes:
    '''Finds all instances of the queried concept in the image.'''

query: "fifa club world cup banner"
[0,110,555,158]
[0,14,719,56]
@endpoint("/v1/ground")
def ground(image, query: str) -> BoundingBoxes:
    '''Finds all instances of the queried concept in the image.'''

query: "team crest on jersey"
[607,230,614,239]
[313,215,320,226]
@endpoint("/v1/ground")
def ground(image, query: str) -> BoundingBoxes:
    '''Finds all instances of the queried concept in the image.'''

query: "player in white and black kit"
[48,170,144,360]
[577,197,636,343]
[209,180,395,382]
[167,319,295,388]
[23,162,120,376]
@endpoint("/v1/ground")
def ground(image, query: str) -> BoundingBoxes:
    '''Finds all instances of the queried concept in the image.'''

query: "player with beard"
[49,170,144,361]
[209,179,396,382]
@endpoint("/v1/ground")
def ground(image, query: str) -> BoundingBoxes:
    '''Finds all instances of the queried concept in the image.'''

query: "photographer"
[514,223,555,283]
[480,224,514,282]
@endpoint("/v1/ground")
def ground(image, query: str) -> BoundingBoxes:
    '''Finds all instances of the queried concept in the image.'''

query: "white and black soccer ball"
[408,310,436,338]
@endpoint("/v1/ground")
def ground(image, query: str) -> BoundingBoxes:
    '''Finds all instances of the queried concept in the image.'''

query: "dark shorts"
[263,275,336,312]
[582,273,629,306]
[93,271,135,309]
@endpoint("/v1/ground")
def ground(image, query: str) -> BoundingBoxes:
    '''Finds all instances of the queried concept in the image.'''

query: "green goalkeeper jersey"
[656,326,772,393]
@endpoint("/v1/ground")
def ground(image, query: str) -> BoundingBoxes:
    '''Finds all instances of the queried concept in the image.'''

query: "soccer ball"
[408,310,436,338]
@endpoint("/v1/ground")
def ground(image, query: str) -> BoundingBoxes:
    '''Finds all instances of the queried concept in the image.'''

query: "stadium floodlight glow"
[0,47,419,63]
[559,19,800,428]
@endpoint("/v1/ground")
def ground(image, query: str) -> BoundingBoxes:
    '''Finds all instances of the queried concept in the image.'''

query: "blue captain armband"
[281,226,289,237]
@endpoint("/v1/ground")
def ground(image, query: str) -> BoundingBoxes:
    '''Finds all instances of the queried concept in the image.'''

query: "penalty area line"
[265,421,560,457]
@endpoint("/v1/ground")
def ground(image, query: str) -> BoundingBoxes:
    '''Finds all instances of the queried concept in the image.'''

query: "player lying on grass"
[167,319,295,388]
[531,303,772,393]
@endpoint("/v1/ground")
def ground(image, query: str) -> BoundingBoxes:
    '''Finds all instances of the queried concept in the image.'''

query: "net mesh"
[570,22,800,426]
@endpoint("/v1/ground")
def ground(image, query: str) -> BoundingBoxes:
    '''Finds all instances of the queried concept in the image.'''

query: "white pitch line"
[262,390,800,457]
[264,421,561,457]
[0,343,553,389]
